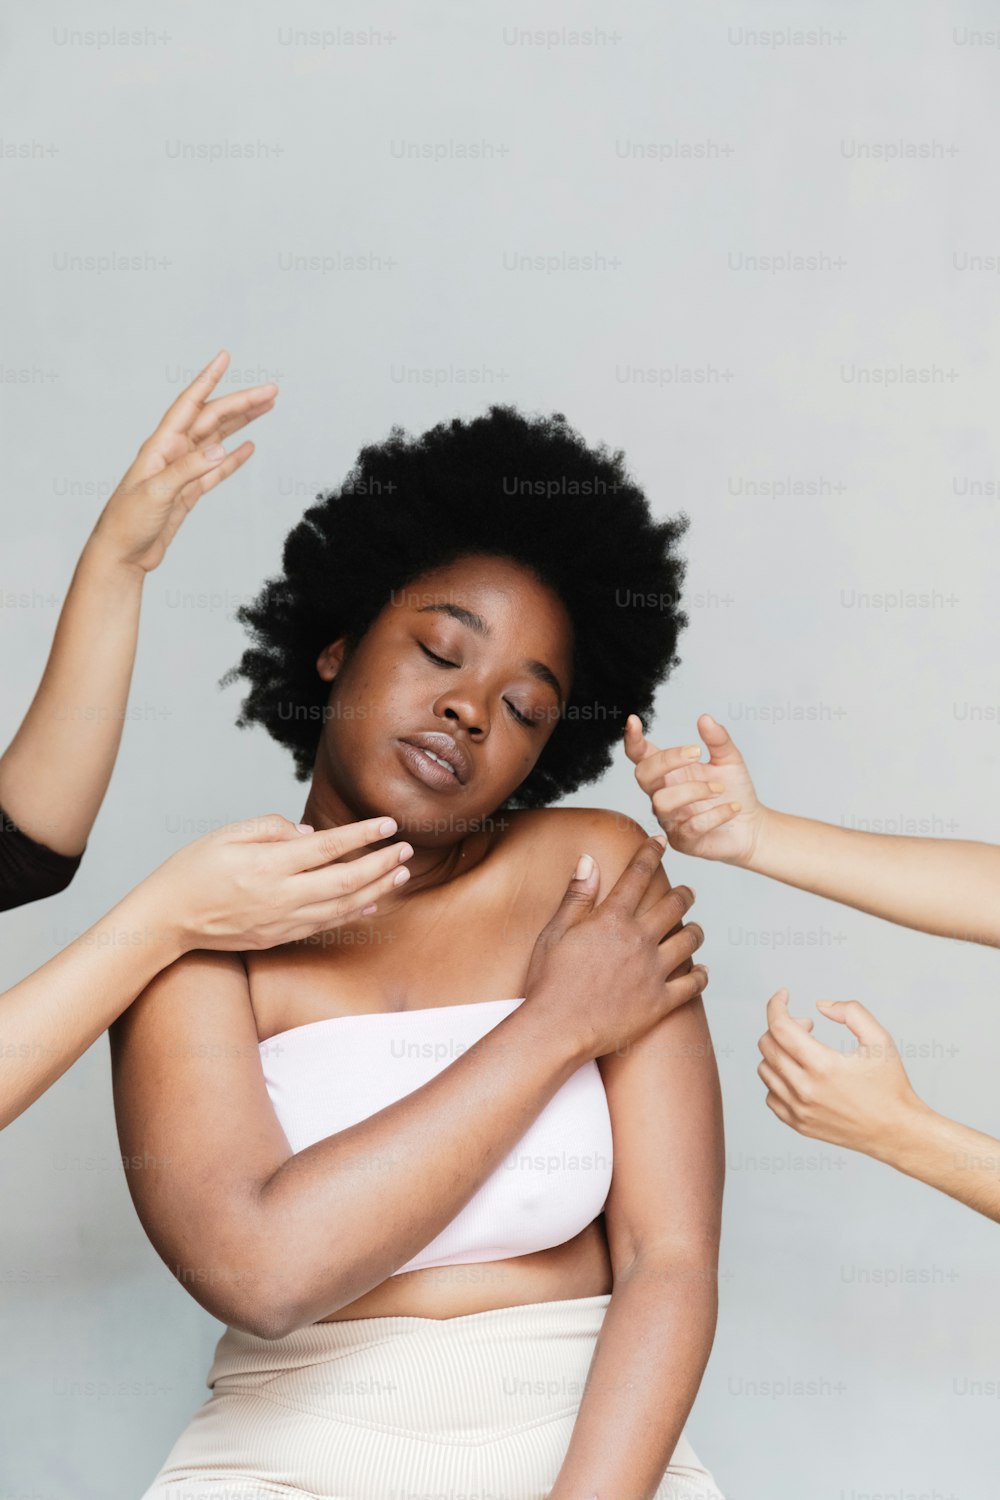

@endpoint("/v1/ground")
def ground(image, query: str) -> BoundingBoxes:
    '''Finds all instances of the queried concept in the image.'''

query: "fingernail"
[684,745,701,758]
[205,442,226,461]
[653,833,667,849]
[574,853,594,881]
[392,866,410,886]
[295,823,314,834]
[361,903,377,915]
[378,818,398,836]
[708,782,725,794]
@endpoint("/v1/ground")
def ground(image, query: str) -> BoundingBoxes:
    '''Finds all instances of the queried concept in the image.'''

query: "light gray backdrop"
[1,2,998,1497]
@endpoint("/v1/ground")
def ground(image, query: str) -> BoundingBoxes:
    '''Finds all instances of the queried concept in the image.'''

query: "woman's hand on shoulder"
[521,808,708,1057]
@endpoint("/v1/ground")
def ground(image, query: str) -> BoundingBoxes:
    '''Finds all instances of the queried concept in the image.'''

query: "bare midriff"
[316,1216,613,1321]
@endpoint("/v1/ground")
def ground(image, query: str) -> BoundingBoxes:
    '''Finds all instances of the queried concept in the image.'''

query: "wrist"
[728,802,777,872]
[866,1094,936,1171]
[510,986,594,1077]
[123,867,190,966]
[80,529,149,585]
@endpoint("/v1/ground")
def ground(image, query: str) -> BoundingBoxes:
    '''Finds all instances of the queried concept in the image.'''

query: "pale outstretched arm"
[0,350,275,861]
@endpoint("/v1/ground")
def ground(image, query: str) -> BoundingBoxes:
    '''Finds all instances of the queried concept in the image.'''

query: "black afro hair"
[222,403,689,811]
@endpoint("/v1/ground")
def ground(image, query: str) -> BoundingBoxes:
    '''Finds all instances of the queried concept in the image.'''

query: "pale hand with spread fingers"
[151,812,416,951]
[88,348,278,573]
[624,711,767,866]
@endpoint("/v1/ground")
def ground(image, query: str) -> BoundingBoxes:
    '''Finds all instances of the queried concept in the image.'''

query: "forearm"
[744,809,1000,947]
[0,880,182,1130]
[872,1100,1000,1223]
[549,1255,718,1500]
[245,998,587,1333]
[0,539,144,854]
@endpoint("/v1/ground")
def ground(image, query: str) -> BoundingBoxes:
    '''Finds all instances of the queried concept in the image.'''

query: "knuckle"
[669,884,693,913]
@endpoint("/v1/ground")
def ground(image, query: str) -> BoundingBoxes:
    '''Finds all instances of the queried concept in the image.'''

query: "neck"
[300,780,470,901]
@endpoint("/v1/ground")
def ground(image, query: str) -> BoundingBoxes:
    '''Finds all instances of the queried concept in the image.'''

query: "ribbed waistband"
[203,1294,613,1444]
[209,1293,613,1389]
[145,1293,724,1498]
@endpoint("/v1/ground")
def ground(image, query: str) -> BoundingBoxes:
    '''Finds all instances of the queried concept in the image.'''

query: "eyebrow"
[415,602,565,701]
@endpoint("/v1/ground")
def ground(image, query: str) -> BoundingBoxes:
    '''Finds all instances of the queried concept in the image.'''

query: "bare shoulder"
[500,805,671,907]
[109,948,250,1053]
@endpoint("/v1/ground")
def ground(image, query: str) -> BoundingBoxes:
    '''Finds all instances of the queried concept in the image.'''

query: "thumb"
[698,714,745,769]
[816,998,886,1047]
[623,713,655,766]
[544,852,600,933]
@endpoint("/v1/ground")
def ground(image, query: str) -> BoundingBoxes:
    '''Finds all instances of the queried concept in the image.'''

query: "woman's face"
[310,553,574,845]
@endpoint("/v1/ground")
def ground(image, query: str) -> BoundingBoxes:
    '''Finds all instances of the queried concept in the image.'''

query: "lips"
[398,731,470,786]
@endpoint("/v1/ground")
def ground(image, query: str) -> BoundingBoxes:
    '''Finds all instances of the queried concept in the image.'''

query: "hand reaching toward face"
[148,813,415,953]
[624,711,767,866]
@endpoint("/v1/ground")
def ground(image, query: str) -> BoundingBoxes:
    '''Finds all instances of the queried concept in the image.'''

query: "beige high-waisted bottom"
[141,1293,725,1500]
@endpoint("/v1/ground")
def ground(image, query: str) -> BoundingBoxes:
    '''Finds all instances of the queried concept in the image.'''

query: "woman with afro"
[111,402,726,1500]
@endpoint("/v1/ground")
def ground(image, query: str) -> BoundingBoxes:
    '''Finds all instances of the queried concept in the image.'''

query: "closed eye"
[418,642,537,728]
[419,643,457,668]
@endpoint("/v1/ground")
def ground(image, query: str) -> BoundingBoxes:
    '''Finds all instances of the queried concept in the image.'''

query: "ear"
[316,638,349,682]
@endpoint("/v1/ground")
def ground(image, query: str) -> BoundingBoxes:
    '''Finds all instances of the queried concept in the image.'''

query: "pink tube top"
[259,997,613,1277]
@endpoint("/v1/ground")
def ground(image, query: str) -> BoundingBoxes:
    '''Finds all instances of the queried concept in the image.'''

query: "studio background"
[1,2,998,1496]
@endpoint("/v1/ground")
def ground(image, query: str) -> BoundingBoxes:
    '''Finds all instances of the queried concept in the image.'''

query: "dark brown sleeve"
[0,806,84,912]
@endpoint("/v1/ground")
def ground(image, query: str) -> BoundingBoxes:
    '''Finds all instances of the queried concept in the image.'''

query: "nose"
[440,699,486,738]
